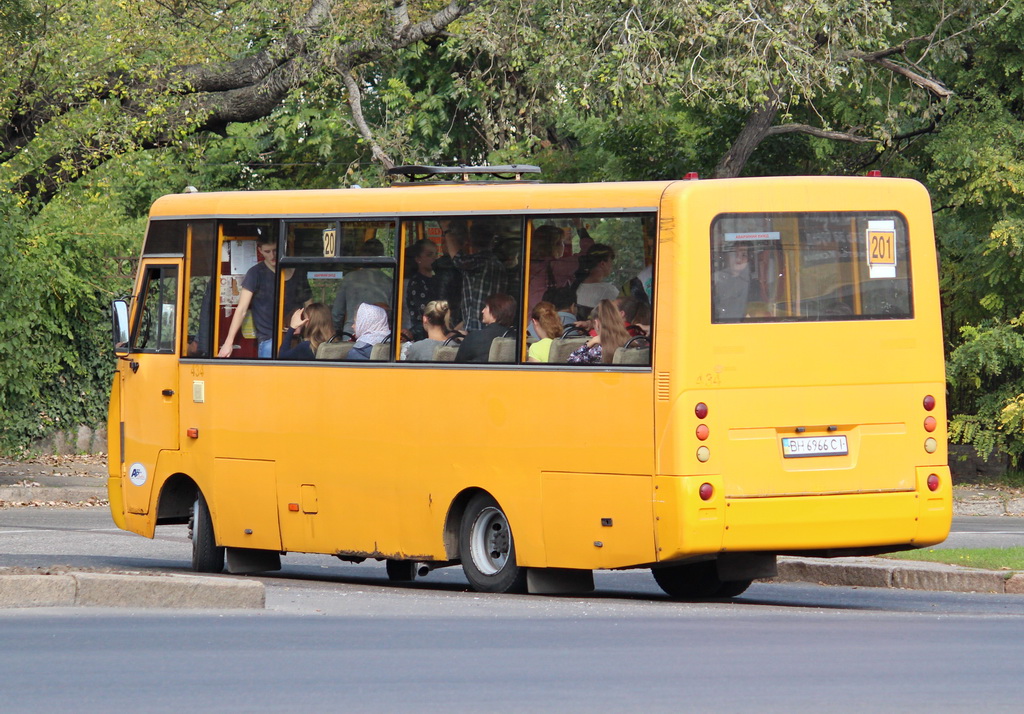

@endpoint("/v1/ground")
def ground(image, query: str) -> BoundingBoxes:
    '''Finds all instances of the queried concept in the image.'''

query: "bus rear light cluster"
[694,403,710,462]
[699,483,714,500]
[927,474,940,492]
[922,395,938,452]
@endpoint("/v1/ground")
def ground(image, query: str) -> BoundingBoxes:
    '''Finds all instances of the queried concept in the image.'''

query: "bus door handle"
[161,389,175,397]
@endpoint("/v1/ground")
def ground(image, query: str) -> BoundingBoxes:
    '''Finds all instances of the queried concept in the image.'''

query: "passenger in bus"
[496,237,521,271]
[573,244,619,319]
[403,239,439,341]
[455,223,509,331]
[623,264,654,305]
[217,235,311,359]
[332,239,392,336]
[455,293,517,363]
[278,303,334,361]
[566,299,630,365]
[544,286,581,329]
[431,222,467,329]
[528,285,577,339]
[527,301,563,363]
[346,303,391,361]
[713,244,752,320]
[527,221,596,314]
[404,300,452,361]
[617,296,650,337]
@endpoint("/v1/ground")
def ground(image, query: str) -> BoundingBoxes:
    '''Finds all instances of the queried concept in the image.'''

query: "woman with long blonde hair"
[566,299,630,365]
[279,303,334,360]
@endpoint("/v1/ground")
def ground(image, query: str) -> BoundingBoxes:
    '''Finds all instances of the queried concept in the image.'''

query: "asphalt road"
[2,508,1024,712]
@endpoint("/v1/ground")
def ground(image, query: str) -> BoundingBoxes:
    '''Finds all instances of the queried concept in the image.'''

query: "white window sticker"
[866,220,897,278]
[725,231,781,242]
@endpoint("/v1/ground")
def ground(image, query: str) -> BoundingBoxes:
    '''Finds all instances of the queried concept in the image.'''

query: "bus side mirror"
[112,300,131,356]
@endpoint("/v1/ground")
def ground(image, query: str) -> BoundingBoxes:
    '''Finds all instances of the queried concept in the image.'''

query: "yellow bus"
[108,166,951,598]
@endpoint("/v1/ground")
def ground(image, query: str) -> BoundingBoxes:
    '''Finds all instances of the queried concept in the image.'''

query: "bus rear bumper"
[655,467,952,561]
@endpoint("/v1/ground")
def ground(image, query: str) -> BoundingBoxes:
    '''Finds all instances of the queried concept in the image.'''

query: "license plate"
[781,435,848,458]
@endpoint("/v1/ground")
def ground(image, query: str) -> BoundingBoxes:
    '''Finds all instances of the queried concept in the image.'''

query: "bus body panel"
[173,363,656,566]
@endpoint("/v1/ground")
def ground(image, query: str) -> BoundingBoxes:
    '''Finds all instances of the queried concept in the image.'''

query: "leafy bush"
[0,180,140,453]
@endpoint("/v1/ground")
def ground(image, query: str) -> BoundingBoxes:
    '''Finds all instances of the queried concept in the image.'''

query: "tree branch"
[860,56,953,99]
[341,68,394,170]
[766,123,877,144]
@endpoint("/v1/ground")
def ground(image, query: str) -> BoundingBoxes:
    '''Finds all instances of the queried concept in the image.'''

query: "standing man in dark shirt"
[218,236,311,358]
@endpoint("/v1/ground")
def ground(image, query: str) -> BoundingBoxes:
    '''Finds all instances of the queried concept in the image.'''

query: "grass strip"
[880,546,1024,571]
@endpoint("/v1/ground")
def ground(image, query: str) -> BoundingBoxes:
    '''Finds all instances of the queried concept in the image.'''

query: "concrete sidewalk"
[1,456,1022,603]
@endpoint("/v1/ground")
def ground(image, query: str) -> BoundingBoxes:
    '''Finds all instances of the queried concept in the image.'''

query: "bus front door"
[120,262,182,516]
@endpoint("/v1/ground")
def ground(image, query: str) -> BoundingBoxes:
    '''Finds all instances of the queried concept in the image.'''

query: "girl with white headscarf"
[346,303,391,361]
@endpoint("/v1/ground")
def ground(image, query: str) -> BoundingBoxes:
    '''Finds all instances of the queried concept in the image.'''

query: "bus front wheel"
[652,561,752,599]
[190,493,225,574]
[459,494,527,594]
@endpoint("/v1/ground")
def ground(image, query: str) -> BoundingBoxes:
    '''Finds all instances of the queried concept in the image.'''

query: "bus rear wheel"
[190,493,224,574]
[459,494,527,594]
[652,561,751,599]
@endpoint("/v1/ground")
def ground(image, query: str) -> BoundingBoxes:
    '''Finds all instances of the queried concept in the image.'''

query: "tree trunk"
[713,97,780,179]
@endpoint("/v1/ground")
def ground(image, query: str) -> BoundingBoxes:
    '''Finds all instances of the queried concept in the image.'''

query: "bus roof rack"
[387,165,542,184]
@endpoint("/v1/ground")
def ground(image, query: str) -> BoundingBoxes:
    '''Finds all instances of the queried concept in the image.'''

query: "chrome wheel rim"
[470,506,511,576]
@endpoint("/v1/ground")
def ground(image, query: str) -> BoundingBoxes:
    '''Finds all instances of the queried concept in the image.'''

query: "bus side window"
[184,221,217,358]
[133,266,179,354]
[524,214,654,366]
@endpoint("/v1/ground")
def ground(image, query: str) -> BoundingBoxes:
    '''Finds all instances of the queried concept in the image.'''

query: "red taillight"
[924,416,937,432]
[927,474,940,492]
[867,170,882,177]
[699,483,714,500]
[695,402,708,419]
[684,172,700,180]
[696,424,709,441]
[923,395,936,411]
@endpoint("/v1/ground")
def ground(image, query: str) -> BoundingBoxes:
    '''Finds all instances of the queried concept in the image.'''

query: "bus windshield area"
[711,212,912,323]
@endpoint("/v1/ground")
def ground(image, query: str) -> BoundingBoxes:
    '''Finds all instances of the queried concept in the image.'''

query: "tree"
[1,0,480,208]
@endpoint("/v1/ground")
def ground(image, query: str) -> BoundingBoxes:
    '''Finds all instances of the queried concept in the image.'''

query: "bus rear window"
[711,212,912,323]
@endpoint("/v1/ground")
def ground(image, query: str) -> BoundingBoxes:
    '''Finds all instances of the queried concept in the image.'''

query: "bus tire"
[190,493,224,574]
[385,559,417,582]
[715,578,754,598]
[651,561,722,599]
[459,493,527,594]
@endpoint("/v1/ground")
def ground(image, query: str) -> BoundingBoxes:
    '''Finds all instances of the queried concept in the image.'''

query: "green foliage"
[0,0,1022,464]
[0,157,139,452]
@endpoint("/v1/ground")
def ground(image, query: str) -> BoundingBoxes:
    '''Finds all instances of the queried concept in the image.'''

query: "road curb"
[0,570,265,609]
[775,557,1021,594]
[0,486,108,504]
